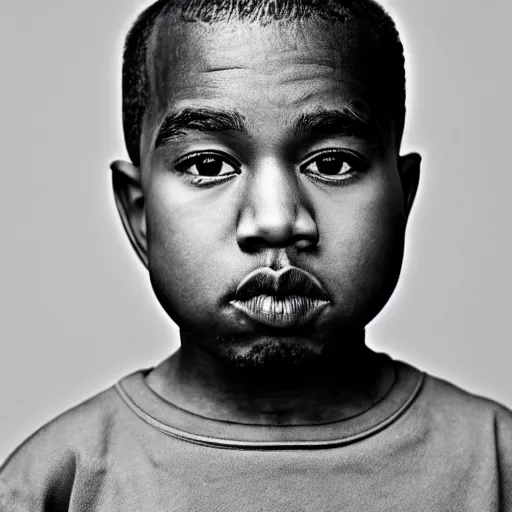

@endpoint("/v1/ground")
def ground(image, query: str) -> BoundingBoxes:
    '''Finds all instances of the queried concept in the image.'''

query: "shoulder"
[0,382,128,511]
[413,371,512,445]
[421,373,512,421]
[420,375,512,501]
[3,385,125,464]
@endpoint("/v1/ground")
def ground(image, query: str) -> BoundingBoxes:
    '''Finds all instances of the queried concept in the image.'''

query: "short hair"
[122,0,406,166]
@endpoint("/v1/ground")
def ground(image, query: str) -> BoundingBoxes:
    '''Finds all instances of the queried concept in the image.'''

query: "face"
[118,16,419,365]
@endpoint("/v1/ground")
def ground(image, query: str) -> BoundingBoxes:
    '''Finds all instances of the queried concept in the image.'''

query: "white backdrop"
[1,0,511,460]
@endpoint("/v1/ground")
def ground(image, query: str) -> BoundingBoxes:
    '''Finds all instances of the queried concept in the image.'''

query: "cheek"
[144,177,238,321]
[315,169,406,312]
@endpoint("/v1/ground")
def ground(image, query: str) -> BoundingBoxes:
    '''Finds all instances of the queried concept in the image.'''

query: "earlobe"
[110,160,148,268]
[397,153,421,220]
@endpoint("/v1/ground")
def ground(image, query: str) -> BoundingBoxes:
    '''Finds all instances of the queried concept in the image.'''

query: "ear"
[397,153,421,220]
[110,160,148,268]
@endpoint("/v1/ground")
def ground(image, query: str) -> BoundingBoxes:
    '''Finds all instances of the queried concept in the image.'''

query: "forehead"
[143,15,389,146]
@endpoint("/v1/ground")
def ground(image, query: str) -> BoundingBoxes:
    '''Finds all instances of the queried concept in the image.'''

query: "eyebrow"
[154,106,379,149]
[292,108,379,143]
[155,108,247,148]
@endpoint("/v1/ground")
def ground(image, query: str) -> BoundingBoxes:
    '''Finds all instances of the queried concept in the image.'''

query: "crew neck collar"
[115,358,424,450]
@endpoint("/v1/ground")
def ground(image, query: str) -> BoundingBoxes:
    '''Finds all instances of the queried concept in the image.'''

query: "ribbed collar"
[115,358,424,450]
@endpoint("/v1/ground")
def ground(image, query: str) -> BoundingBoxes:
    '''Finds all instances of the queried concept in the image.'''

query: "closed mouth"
[230,266,330,328]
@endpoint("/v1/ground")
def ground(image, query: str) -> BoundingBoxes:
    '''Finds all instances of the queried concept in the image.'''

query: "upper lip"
[234,266,330,302]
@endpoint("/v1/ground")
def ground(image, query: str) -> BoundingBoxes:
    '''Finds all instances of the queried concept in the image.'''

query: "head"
[111,0,421,370]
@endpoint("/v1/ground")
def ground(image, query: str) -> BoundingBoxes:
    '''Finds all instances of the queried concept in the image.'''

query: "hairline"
[125,2,406,166]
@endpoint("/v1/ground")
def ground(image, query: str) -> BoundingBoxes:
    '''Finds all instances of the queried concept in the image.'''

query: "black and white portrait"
[1,0,511,510]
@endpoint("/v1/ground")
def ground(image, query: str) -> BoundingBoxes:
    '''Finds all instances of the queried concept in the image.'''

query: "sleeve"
[0,427,76,512]
[495,405,512,510]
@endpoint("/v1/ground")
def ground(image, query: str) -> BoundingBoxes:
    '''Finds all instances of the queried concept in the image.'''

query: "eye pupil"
[317,156,344,175]
[196,157,222,176]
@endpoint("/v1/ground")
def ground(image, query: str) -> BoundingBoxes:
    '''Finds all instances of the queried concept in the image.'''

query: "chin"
[222,336,322,372]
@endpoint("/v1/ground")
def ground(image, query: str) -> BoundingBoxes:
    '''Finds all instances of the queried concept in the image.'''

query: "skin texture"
[111,16,420,425]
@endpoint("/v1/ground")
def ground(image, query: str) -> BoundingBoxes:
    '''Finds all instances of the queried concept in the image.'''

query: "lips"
[230,266,330,328]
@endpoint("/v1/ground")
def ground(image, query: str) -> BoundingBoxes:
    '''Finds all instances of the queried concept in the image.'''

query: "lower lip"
[230,294,329,328]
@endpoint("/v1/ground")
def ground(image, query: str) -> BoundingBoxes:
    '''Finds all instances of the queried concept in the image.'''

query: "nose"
[236,158,319,251]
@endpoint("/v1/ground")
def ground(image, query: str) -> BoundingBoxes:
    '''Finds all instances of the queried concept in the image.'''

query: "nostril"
[293,235,318,251]
[241,236,265,253]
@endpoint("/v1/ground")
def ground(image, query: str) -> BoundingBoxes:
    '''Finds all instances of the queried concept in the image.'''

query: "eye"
[305,155,351,175]
[300,150,368,184]
[175,153,240,177]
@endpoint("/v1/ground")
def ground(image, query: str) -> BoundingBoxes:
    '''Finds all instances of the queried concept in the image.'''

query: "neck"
[146,331,395,425]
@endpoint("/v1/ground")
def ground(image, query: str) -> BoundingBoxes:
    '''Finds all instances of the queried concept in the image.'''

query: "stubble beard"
[212,332,327,385]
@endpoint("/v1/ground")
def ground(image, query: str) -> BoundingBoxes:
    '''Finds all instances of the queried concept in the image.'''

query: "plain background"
[1,0,511,461]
